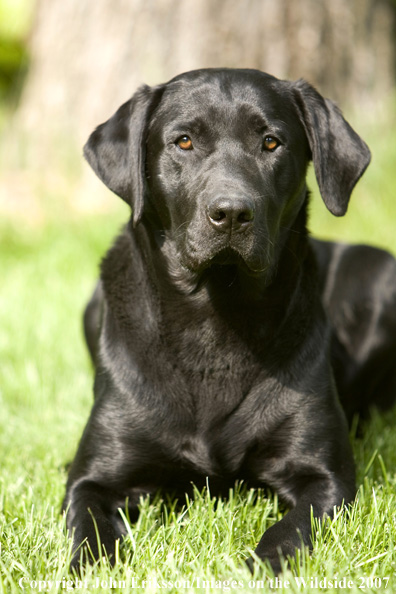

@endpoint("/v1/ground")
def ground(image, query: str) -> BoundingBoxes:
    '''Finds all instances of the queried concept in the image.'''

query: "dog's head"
[84,69,370,277]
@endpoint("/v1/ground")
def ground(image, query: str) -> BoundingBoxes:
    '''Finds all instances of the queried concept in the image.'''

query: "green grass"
[1,114,396,592]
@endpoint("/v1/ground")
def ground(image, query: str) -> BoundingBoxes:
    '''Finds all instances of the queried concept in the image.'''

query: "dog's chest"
[162,391,258,478]
[161,310,264,407]
[151,319,269,474]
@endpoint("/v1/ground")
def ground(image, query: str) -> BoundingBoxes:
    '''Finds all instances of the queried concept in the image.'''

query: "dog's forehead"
[154,69,298,127]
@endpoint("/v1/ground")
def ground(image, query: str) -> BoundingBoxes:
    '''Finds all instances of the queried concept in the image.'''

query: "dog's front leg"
[65,479,128,571]
[250,475,355,573]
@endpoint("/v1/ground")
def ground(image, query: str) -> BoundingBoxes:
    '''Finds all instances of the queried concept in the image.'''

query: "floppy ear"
[84,84,164,226]
[292,80,371,216]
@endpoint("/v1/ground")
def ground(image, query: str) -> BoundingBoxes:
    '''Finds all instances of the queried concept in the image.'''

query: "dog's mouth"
[203,247,268,277]
[211,248,242,267]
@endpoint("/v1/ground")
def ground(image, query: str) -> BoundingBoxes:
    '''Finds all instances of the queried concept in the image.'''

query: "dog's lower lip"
[208,250,266,276]
[212,248,241,266]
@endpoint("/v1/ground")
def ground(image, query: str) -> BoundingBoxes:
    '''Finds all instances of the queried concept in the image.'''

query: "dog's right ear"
[84,84,164,226]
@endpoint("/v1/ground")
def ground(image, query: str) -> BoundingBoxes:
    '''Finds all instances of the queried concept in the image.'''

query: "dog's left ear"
[84,84,164,226]
[292,80,371,216]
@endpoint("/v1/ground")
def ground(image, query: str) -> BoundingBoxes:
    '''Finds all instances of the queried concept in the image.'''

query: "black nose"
[207,197,255,232]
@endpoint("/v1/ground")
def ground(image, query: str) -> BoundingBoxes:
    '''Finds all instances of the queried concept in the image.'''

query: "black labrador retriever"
[63,68,396,572]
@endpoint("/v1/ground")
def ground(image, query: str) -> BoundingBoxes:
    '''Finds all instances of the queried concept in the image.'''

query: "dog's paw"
[69,542,116,574]
[69,551,84,576]
[245,549,283,575]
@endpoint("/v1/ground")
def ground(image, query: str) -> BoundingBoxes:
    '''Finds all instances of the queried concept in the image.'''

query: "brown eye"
[176,135,193,150]
[263,136,279,151]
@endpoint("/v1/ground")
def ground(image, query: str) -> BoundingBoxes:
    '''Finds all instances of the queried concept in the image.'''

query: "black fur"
[63,68,396,572]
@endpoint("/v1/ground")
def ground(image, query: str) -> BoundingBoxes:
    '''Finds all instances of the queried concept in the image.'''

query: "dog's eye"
[176,135,193,151]
[263,136,279,151]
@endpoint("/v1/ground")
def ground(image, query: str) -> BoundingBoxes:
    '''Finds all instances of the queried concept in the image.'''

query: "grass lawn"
[1,114,396,593]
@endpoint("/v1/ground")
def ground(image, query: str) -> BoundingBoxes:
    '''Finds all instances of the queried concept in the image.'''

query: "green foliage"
[0,37,28,100]
[0,0,33,38]
[0,0,33,102]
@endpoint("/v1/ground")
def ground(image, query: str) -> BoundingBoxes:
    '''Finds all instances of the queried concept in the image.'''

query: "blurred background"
[1,0,395,225]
